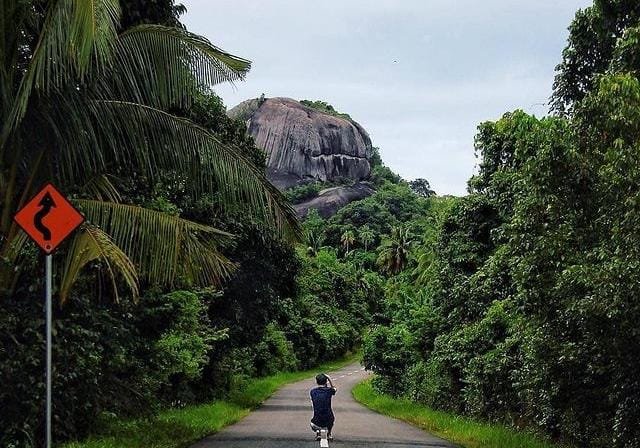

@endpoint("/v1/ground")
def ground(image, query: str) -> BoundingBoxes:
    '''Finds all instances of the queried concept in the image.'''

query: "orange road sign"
[13,183,85,254]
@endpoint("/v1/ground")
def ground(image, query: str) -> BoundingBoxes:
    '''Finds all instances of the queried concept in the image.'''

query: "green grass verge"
[63,354,359,448]
[352,379,565,448]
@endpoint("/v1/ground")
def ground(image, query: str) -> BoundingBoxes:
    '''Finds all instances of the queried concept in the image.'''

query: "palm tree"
[305,228,323,256]
[358,226,375,252]
[341,230,355,254]
[0,1,298,302]
[377,225,413,275]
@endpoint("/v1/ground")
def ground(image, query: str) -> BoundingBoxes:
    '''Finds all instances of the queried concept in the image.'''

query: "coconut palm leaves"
[76,200,234,285]
[377,225,414,275]
[341,229,355,254]
[3,0,120,132]
[60,225,138,303]
[0,0,299,300]
[113,25,251,108]
[358,226,375,252]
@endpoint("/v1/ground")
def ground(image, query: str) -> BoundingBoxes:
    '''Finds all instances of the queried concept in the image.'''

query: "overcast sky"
[183,0,592,196]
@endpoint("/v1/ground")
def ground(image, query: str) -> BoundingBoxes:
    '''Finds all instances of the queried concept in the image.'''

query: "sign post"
[46,254,52,448]
[13,183,85,448]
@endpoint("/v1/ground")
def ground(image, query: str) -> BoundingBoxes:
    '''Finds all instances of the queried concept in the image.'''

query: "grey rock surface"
[294,183,374,219]
[229,98,373,190]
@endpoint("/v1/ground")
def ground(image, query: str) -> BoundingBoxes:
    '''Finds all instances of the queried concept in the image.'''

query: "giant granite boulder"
[294,182,375,218]
[229,97,373,190]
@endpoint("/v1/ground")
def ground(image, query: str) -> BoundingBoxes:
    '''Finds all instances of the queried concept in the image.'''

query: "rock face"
[229,97,372,190]
[294,183,375,219]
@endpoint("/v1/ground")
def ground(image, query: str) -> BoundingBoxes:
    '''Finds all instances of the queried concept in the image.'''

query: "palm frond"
[76,200,234,287]
[71,0,121,72]
[111,25,251,108]
[1,0,120,145]
[59,225,138,304]
[81,174,122,203]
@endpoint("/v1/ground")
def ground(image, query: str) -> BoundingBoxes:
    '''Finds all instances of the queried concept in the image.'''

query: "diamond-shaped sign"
[13,183,84,254]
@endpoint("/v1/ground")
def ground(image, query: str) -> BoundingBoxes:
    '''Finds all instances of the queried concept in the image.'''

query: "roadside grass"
[352,379,565,448]
[63,354,359,448]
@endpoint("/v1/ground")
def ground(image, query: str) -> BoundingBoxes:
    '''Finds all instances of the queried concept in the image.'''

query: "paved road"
[192,362,456,448]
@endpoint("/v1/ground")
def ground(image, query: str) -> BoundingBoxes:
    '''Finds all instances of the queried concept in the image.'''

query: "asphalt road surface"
[191,362,457,448]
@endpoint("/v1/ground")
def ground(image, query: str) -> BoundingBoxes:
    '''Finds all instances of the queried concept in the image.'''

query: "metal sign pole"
[13,183,85,448]
[46,254,52,448]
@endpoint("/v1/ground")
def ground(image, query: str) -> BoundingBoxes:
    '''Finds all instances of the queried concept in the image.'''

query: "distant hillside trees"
[409,178,436,198]
[299,99,353,120]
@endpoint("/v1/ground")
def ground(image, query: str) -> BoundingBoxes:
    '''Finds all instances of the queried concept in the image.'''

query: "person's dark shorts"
[310,418,334,432]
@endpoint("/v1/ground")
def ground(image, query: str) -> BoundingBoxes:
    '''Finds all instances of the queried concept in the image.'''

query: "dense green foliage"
[408,178,436,198]
[285,182,324,204]
[363,76,640,448]
[120,0,185,28]
[319,182,438,251]
[552,0,640,112]
[1,288,220,444]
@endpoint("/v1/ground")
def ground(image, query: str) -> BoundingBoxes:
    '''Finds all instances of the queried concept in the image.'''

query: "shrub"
[285,183,323,204]
[0,288,217,446]
[254,323,299,376]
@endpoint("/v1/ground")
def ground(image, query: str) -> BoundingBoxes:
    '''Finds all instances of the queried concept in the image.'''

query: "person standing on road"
[310,373,337,440]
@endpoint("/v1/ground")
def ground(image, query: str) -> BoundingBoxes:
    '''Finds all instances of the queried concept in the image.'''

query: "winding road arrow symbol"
[34,192,56,241]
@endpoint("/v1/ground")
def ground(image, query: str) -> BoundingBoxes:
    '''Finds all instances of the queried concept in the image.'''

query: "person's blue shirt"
[310,386,336,427]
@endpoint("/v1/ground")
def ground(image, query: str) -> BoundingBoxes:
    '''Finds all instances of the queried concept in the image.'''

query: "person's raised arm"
[327,375,337,392]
